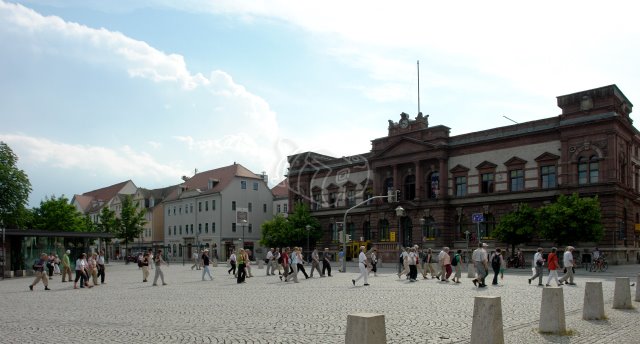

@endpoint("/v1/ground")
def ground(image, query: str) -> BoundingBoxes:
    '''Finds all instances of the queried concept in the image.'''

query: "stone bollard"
[539,287,566,334]
[636,274,640,302]
[583,282,605,320]
[613,277,632,309]
[345,313,386,344]
[258,260,264,269]
[470,296,504,344]
[467,263,476,278]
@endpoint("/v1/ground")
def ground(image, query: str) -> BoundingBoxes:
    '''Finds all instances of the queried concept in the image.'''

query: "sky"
[2,0,640,208]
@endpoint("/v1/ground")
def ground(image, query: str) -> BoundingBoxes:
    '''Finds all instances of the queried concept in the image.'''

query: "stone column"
[613,277,632,309]
[345,313,386,344]
[635,274,640,302]
[583,282,605,320]
[539,287,566,334]
[470,296,504,344]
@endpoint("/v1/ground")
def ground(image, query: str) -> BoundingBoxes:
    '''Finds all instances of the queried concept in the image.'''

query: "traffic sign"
[472,213,484,223]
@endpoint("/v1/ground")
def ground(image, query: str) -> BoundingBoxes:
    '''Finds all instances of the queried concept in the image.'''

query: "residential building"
[287,84,640,264]
[162,163,273,261]
[272,179,289,217]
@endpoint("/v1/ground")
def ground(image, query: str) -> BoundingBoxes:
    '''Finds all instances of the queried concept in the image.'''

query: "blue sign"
[472,213,484,223]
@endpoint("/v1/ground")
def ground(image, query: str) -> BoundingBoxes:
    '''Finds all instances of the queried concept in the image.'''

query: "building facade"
[287,85,640,264]
[162,163,273,261]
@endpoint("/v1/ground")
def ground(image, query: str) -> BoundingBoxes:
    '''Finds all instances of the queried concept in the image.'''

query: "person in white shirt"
[352,246,370,286]
[558,246,576,285]
[97,250,106,284]
[435,248,447,280]
[74,253,92,289]
[528,248,545,286]
[407,247,418,282]
[227,251,237,276]
[397,247,410,279]
[471,243,489,288]
[191,250,200,270]
[265,248,274,276]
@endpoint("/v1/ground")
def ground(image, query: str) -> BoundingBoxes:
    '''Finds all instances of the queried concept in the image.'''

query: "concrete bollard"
[613,277,632,309]
[345,313,386,344]
[583,282,605,320]
[539,287,566,334]
[470,296,504,344]
[636,274,640,302]
[467,263,476,278]
[258,260,264,269]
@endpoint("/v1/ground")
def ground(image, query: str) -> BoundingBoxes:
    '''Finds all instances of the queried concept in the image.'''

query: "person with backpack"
[29,252,51,291]
[471,243,489,288]
[452,249,462,283]
[490,248,504,285]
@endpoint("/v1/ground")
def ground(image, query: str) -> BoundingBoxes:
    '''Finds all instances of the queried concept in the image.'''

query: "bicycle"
[589,257,608,272]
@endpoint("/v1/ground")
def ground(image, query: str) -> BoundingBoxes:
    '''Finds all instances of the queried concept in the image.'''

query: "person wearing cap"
[29,253,51,291]
[471,243,489,288]
[61,249,73,282]
[558,246,576,285]
[201,249,213,281]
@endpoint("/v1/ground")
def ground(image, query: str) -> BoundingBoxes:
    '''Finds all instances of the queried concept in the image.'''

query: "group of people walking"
[528,245,577,287]
[29,249,107,291]
[138,248,169,286]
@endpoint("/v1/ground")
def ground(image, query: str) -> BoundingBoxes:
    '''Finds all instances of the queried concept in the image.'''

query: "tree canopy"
[493,203,536,255]
[114,195,147,248]
[260,202,321,249]
[0,142,32,228]
[538,193,604,246]
[32,195,92,232]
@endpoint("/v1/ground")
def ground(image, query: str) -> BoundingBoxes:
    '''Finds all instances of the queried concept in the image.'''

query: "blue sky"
[2,0,640,208]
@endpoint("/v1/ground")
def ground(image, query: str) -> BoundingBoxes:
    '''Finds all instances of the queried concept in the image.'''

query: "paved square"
[1,261,638,343]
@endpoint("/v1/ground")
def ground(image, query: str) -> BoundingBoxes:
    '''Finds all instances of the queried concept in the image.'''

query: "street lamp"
[306,225,311,253]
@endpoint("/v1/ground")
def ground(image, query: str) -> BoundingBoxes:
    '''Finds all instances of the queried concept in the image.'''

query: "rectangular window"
[241,180,247,189]
[179,206,182,214]
[263,203,267,213]
[232,223,237,232]
[283,204,288,213]
[248,202,252,212]
[173,206,176,215]
[232,201,236,211]
[329,192,337,208]
[190,224,193,234]
[347,190,355,207]
[205,223,208,233]
[277,204,281,213]
[481,173,494,193]
[198,223,202,233]
[253,182,258,190]
[212,222,216,233]
[205,201,209,211]
[313,194,322,210]
[510,169,524,192]
[168,226,171,236]
[248,223,253,233]
[190,204,193,213]
[198,202,202,212]
[179,225,182,235]
[212,200,216,210]
[541,165,557,189]
[455,176,467,196]
[167,208,170,216]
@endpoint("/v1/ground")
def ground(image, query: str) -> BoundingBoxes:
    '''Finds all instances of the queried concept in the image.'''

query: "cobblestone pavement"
[1,261,638,344]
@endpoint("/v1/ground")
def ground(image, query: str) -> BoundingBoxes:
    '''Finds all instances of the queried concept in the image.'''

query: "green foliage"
[32,195,91,232]
[538,193,604,246]
[97,206,118,233]
[493,203,536,252]
[0,142,32,228]
[114,195,147,246]
[260,202,320,248]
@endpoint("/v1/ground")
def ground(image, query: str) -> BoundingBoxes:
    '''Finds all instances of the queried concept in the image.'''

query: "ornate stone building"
[287,85,640,264]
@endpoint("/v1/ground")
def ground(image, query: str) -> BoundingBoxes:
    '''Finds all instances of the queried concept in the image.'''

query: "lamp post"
[306,225,311,253]
[240,219,247,249]
[464,230,470,262]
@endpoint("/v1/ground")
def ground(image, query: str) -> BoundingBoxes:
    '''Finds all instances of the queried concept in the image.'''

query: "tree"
[493,203,536,255]
[0,142,32,228]
[260,202,320,248]
[114,195,147,255]
[538,193,604,246]
[32,195,91,232]
[97,206,118,233]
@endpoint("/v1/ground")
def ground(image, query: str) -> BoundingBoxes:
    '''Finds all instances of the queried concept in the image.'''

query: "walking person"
[201,249,213,281]
[471,243,489,288]
[435,247,447,280]
[490,248,503,285]
[452,249,462,283]
[545,247,561,287]
[280,247,290,281]
[528,248,545,286]
[61,249,73,282]
[422,248,436,279]
[559,246,576,285]
[296,248,309,279]
[152,249,168,286]
[88,253,99,286]
[29,253,51,291]
[47,252,55,278]
[227,250,237,276]
[407,247,418,282]
[53,255,61,275]
[191,250,200,270]
[309,248,321,277]
[397,247,410,279]
[147,248,154,270]
[74,253,91,289]
[285,247,299,283]
[96,249,106,284]
[265,248,275,276]
[236,248,247,284]
[338,248,345,272]
[370,248,378,277]
[245,249,254,278]
[321,248,332,277]
[441,247,452,282]
[351,246,370,286]
[274,248,282,275]
[141,252,150,282]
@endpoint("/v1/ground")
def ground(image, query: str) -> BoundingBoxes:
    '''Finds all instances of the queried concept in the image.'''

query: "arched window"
[589,156,599,183]
[404,175,416,201]
[579,155,600,184]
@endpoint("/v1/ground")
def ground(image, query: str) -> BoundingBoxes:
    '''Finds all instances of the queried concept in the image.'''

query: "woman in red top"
[545,247,561,287]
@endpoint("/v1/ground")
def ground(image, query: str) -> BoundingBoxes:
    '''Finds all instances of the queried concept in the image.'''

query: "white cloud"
[0,134,187,182]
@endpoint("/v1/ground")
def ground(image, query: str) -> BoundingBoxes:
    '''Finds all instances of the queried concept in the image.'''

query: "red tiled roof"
[72,194,93,212]
[271,179,289,198]
[73,180,134,214]
[164,163,263,202]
